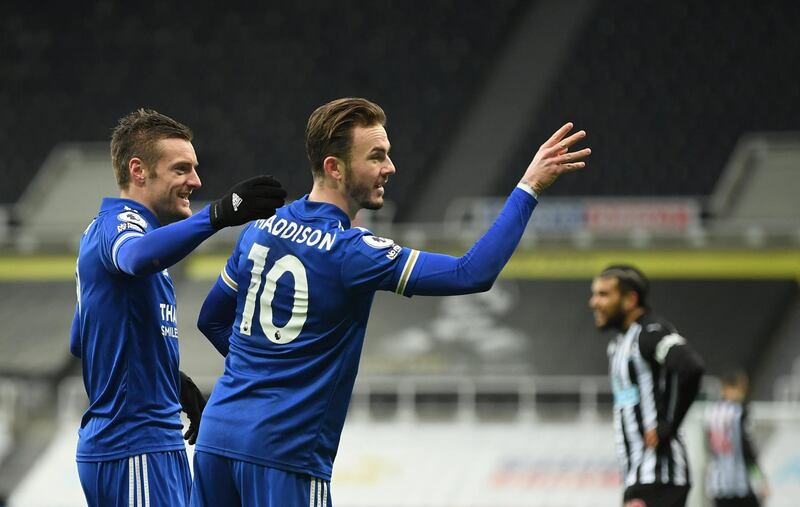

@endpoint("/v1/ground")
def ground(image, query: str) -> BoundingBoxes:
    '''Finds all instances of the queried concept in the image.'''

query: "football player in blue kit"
[70,108,286,506]
[190,98,591,506]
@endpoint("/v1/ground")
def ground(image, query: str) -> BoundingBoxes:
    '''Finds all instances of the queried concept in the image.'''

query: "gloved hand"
[209,175,287,230]
[179,371,207,445]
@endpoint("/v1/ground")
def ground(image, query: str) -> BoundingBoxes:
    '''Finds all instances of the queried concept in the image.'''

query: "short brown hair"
[305,98,386,178]
[110,108,193,189]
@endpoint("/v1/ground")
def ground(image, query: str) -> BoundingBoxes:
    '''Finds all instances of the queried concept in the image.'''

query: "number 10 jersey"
[195,196,422,480]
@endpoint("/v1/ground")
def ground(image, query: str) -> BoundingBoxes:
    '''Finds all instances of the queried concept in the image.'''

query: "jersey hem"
[195,444,332,481]
[76,442,185,462]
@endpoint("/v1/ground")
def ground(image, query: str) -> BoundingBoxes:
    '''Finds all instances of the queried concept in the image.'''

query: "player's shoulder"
[638,312,678,340]
[344,227,400,253]
[96,202,152,235]
[343,226,388,244]
[637,311,687,361]
[343,227,403,259]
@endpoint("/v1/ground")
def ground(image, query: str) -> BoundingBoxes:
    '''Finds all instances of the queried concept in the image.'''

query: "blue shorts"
[190,451,332,507]
[77,450,191,507]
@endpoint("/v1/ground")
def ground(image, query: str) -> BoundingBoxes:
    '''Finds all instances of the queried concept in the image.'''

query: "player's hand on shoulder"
[521,122,591,195]
[210,175,288,229]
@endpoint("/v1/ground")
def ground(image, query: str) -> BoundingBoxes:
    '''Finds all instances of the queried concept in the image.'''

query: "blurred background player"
[188,97,590,506]
[589,265,705,507]
[70,109,286,506]
[705,371,769,507]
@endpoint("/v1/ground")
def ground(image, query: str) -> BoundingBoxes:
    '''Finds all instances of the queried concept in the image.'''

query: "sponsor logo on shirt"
[160,303,179,339]
[117,222,144,233]
[117,211,148,230]
[386,244,402,260]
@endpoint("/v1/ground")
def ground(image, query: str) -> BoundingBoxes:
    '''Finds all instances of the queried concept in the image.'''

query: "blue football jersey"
[74,198,184,461]
[195,196,422,480]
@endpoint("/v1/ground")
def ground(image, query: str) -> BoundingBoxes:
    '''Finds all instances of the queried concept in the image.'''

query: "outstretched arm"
[407,123,590,296]
[115,176,286,276]
[410,186,536,295]
[116,207,217,276]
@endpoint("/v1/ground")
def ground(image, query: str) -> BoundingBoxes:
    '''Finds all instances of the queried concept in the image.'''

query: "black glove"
[179,371,207,445]
[209,175,287,230]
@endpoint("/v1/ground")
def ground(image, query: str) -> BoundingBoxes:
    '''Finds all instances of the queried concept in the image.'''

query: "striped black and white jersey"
[704,400,760,498]
[607,312,704,488]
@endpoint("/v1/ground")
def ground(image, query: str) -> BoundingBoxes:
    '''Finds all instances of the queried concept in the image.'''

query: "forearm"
[117,207,216,276]
[658,346,705,439]
[197,281,237,356]
[409,186,537,296]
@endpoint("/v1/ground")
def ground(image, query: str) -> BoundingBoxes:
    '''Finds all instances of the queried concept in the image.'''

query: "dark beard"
[343,165,383,210]
[599,308,627,332]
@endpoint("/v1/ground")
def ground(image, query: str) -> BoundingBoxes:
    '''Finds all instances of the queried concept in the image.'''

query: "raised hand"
[521,122,591,195]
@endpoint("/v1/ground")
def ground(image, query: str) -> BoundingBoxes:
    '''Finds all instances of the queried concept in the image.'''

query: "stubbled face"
[144,138,201,224]
[343,124,395,211]
[589,276,627,331]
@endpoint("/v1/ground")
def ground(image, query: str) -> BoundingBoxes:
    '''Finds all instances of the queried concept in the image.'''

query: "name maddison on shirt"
[254,216,337,251]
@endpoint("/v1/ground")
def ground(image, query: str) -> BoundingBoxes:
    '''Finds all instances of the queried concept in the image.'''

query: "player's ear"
[129,157,147,187]
[322,156,344,182]
[622,291,639,312]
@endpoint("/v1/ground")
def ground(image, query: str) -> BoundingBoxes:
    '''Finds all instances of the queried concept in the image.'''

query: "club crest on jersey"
[117,211,148,230]
[362,235,394,249]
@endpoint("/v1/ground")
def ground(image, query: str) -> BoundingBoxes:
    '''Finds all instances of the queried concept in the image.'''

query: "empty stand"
[0,1,524,211]
[0,282,75,377]
[500,0,800,198]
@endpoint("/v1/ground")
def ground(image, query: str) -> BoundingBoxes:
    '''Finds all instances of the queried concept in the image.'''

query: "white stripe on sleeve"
[112,232,145,271]
[655,333,686,364]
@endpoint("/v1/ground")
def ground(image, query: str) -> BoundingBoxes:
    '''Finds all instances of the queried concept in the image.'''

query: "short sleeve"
[341,231,420,296]
[98,209,149,273]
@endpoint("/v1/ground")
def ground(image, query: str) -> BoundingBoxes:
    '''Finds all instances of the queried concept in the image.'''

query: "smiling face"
[342,124,395,212]
[140,138,201,224]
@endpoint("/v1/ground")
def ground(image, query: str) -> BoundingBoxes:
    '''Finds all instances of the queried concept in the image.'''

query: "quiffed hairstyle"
[599,264,650,309]
[305,98,386,179]
[110,108,193,189]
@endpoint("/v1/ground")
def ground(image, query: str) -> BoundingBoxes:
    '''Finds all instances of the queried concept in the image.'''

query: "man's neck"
[119,189,158,222]
[621,307,646,332]
[308,181,357,220]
